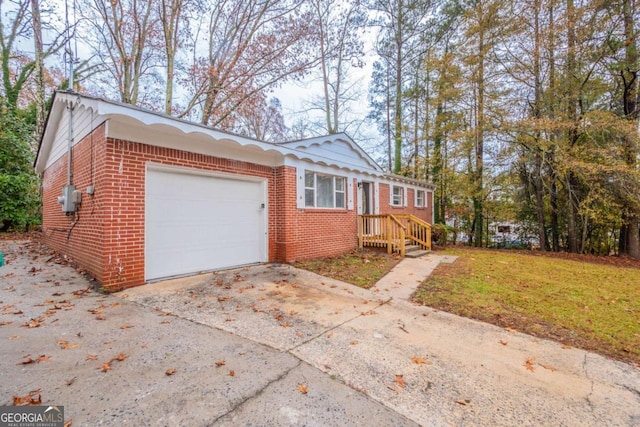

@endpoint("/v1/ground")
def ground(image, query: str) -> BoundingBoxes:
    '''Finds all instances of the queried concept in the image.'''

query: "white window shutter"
[403,187,408,207]
[374,182,380,214]
[296,168,305,209]
[347,177,354,210]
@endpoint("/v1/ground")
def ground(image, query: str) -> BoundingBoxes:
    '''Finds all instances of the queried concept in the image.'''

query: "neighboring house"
[35,91,434,290]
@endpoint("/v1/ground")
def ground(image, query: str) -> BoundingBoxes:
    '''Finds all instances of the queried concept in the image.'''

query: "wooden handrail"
[359,214,430,253]
[358,214,432,255]
[391,214,432,250]
[358,214,406,256]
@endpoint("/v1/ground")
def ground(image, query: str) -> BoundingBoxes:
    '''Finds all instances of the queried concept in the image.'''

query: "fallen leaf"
[0,321,13,326]
[326,332,333,339]
[229,370,235,377]
[120,324,134,329]
[165,368,177,376]
[17,357,35,365]
[524,358,536,372]
[411,355,430,365]
[13,389,41,406]
[561,344,572,349]
[350,340,359,345]
[64,419,73,427]
[499,340,508,346]
[21,318,43,328]
[86,354,98,361]
[505,327,517,333]
[36,355,51,363]
[394,374,405,388]
[114,353,128,361]
[538,363,558,372]
[57,340,79,350]
[101,363,111,372]
[72,288,90,296]
[456,399,471,405]
[297,384,308,394]
[215,360,226,367]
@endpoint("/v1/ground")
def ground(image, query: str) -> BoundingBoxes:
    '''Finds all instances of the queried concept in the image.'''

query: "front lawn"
[413,248,640,365]
[293,250,401,289]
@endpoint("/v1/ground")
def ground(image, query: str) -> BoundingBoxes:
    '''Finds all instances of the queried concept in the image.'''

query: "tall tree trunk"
[386,64,393,171]
[160,0,182,115]
[565,0,578,253]
[548,0,560,251]
[31,0,45,142]
[393,0,404,174]
[621,0,639,258]
[532,0,547,250]
[413,68,420,179]
[473,1,485,248]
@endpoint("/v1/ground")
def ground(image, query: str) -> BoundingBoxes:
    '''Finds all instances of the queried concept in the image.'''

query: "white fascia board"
[283,156,382,178]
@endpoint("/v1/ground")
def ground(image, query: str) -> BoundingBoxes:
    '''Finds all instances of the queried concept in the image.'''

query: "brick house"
[35,91,434,290]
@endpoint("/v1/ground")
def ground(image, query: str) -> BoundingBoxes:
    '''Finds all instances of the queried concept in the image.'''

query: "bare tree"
[81,0,162,105]
[180,0,316,128]
[309,0,366,134]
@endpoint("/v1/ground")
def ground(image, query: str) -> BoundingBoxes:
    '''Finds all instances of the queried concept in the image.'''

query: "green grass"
[413,248,640,365]
[293,250,401,289]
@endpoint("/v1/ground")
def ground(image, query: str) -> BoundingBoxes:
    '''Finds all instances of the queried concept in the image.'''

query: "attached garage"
[145,165,268,281]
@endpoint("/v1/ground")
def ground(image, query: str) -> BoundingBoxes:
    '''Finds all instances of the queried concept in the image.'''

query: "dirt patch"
[293,249,401,289]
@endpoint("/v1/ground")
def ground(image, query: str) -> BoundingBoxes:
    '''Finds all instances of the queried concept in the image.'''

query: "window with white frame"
[391,185,404,206]
[415,189,425,207]
[305,171,346,208]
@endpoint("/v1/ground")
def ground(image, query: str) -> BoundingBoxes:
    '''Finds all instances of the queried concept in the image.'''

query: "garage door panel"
[146,168,267,281]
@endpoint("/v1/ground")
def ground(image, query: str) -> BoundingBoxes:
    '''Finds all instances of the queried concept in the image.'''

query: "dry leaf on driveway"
[13,389,42,406]
[524,358,536,372]
[394,374,405,388]
[411,355,430,365]
[297,384,308,394]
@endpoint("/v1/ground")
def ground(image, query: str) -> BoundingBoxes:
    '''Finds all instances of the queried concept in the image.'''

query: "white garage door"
[145,166,267,281]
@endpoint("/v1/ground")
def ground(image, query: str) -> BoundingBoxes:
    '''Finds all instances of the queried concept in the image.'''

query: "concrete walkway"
[372,254,458,301]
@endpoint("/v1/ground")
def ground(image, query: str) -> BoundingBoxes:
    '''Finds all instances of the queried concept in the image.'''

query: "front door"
[361,182,373,215]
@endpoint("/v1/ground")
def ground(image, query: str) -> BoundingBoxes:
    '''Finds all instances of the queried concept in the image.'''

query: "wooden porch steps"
[358,214,432,258]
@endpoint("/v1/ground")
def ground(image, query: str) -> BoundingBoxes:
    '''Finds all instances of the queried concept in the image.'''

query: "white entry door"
[145,166,267,281]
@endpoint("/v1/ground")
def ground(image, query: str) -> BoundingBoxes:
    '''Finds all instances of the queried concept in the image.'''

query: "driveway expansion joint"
[209,359,303,425]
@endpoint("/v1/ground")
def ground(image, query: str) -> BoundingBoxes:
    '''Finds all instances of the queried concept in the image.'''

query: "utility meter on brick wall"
[57,185,77,214]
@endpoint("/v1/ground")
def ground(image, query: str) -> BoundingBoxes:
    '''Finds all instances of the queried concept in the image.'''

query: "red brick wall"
[273,172,357,262]
[41,123,108,284]
[379,183,433,224]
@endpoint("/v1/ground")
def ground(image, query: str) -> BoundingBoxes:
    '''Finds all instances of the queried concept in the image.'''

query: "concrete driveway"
[2,239,640,426]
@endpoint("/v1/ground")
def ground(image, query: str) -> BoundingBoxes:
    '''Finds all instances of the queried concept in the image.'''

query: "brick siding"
[378,183,433,223]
